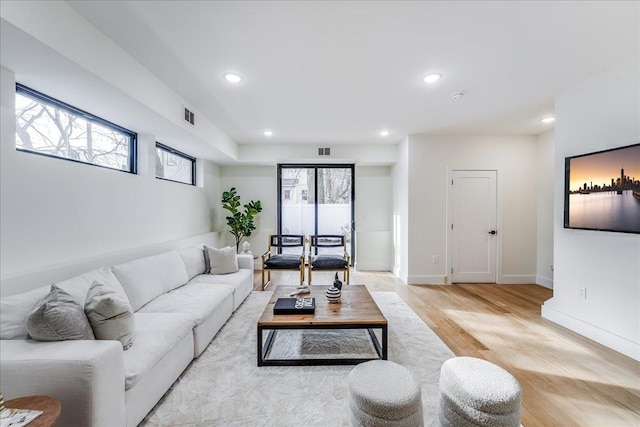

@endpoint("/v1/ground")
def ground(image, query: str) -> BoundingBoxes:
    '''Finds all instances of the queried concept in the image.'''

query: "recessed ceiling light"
[379,130,390,137]
[541,116,556,123]
[422,73,442,84]
[263,130,273,137]
[224,73,242,83]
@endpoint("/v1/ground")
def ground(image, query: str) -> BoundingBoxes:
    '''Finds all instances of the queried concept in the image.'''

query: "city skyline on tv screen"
[565,143,640,234]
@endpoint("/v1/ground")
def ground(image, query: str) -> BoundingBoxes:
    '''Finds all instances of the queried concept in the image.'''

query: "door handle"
[488,230,497,235]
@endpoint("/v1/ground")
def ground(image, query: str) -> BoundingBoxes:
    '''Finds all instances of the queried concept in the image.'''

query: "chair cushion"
[311,254,348,269]
[264,254,302,269]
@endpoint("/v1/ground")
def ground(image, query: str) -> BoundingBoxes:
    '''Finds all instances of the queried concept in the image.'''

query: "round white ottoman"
[438,357,522,427]
[348,360,423,427]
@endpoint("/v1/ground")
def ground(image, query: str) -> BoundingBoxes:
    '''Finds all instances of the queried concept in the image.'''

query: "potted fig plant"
[221,187,262,253]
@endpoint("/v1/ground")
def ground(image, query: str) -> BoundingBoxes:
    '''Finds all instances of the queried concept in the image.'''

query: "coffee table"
[257,284,388,366]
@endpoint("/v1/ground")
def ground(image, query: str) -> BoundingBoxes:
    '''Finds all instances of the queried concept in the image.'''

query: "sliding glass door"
[278,164,354,260]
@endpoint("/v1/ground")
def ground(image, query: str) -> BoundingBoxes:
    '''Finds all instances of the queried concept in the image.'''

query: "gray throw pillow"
[206,246,239,275]
[85,281,136,350]
[26,285,95,341]
[203,246,211,274]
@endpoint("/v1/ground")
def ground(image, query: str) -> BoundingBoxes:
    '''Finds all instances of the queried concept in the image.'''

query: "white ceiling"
[67,1,638,145]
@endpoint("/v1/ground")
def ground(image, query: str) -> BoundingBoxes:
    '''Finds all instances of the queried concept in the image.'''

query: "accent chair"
[308,234,350,285]
[261,234,306,290]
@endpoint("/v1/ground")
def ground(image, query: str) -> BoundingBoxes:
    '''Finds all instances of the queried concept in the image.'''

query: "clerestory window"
[15,84,137,173]
[155,142,196,185]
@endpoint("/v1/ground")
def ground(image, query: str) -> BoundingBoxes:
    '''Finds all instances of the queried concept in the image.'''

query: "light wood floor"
[255,270,640,427]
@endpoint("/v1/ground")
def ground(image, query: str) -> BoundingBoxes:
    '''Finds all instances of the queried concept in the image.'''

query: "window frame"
[15,83,137,174]
[277,164,355,262]
[155,142,196,186]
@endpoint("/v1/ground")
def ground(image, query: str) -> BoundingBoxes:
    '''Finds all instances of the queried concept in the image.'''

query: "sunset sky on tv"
[568,144,640,192]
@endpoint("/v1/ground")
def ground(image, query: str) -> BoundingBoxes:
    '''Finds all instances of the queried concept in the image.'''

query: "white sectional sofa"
[0,246,254,427]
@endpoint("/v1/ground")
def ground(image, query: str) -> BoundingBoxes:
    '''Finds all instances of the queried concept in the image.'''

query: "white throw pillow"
[179,246,207,279]
[206,246,239,275]
[85,281,136,350]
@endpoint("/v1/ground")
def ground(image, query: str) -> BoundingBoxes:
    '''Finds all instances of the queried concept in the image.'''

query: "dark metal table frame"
[257,323,388,366]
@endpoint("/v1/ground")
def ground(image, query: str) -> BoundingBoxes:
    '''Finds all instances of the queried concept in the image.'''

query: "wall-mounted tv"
[564,143,640,234]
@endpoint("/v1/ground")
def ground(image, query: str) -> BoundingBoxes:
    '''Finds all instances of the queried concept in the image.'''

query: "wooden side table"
[4,396,61,427]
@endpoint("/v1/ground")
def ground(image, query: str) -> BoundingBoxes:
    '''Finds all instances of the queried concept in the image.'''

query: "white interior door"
[450,170,497,283]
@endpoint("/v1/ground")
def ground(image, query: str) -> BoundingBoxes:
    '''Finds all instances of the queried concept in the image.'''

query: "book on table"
[0,408,43,427]
[273,297,315,315]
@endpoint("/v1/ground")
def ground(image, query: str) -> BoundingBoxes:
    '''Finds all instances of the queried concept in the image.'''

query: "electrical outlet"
[579,287,587,300]
[432,255,438,264]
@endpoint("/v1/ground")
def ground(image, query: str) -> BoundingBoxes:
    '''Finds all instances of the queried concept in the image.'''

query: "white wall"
[392,138,410,282]
[355,165,393,271]
[220,165,277,256]
[203,161,223,234]
[1,4,236,163]
[0,67,220,294]
[239,143,398,166]
[536,130,555,288]
[542,57,640,361]
[406,134,538,284]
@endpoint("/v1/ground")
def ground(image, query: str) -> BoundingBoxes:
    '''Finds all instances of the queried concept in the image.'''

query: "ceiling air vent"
[318,147,331,156]
[183,106,195,126]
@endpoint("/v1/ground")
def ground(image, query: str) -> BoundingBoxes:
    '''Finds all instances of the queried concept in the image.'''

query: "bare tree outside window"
[15,90,133,171]
[279,165,354,255]
[318,168,351,204]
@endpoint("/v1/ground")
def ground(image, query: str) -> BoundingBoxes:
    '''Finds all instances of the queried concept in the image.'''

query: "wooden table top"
[4,395,61,427]
[258,284,387,326]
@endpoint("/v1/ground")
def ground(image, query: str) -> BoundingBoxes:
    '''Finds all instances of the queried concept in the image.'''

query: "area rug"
[265,328,379,360]
[140,291,455,427]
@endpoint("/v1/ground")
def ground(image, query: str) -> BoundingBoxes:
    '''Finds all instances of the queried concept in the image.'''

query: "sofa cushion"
[205,246,239,275]
[112,251,189,311]
[178,246,206,280]
[190,269,251,289]
[85,282,136,349]
[189,269,253,309]
[1,285,50,339]
[55,267,128,307]
[123,313,195,390]
[137,282,234,324]
[26,285,95,341]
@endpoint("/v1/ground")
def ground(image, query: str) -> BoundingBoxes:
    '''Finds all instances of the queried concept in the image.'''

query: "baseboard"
[501,274,536,284]
[355,263,392,272]
[542,302,640,361]
[407,275,447,285]
[536,275,553,289]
